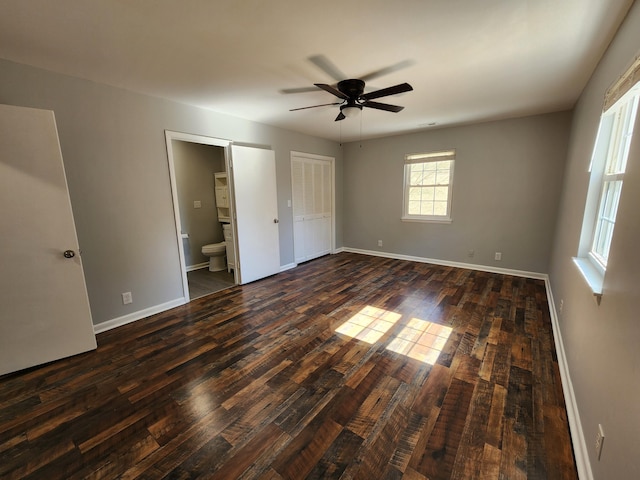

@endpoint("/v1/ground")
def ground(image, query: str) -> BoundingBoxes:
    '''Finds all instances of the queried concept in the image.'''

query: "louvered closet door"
[291,153,333,264]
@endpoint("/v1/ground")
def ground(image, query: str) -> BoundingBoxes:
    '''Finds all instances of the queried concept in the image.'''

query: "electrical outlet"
[378,240,383,247]
[595,424,605,460]
[193,200,202,209]
[559,299,564,314]
[467,249,475,258]
[122,292,133,305]
[494,252,502,261]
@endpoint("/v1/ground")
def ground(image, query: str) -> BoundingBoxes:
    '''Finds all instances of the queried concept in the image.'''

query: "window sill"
[401,216,452,224]
[572,257,603,305]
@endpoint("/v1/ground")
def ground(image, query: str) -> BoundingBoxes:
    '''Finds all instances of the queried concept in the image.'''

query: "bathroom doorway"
[166,131,281,302]
[166,133,237,301]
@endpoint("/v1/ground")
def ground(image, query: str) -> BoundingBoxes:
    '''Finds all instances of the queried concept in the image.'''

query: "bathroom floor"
[187,268,235,300]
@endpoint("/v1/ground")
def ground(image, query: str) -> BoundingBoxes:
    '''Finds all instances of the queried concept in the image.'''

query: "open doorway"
[165,132,237,301]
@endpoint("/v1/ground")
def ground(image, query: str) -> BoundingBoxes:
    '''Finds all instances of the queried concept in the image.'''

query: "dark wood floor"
[0,253,577,479]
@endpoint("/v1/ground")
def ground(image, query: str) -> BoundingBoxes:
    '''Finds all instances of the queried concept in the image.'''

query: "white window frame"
[402,150,455,223]
[574,80,640,299]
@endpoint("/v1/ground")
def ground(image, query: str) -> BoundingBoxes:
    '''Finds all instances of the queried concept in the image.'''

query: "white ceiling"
[0,0,634,142]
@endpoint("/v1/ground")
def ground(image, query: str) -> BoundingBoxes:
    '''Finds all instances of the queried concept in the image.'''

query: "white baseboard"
[93,297,186,334]
[186,262,209,272]
[342,247,546,279]
[279,262,297,272]
[544,279,592,480]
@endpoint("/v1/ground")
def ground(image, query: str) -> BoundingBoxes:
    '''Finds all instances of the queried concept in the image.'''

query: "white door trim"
[290,151,336,255]
[164,130,232,302]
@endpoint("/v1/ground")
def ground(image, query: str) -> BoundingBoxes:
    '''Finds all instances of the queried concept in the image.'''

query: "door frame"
[290,151,336,257]
[164,130,236,302]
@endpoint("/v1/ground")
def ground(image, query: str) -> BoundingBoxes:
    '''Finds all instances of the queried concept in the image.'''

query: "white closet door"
[291,153,333,264]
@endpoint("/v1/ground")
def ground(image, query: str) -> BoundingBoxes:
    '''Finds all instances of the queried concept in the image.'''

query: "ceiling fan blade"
[290,102,342,112]
[335,111,346,121]
[280,86,322,94]
[361,83,413,101]
[309,55,346,82]
[315,83,349,100]
[359,60,415,82]
[362,101,404,113]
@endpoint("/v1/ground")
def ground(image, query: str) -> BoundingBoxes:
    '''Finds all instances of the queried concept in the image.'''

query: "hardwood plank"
[479,442,502,478]
[304,428,363,479]
[414,377,475,479]
[209,423,286,479]
[411,363,453,416]
[449,378,493,479]
[485,384,508,449]
[388,410,430,473]
[348,387,413,479]
[271,418,343,479]
[346,374,401,439]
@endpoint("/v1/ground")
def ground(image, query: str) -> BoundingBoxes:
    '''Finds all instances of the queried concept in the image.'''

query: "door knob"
[273,219,279,223]
[63,250,76,258]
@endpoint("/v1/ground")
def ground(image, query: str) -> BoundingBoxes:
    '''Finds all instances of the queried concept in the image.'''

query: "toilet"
[201,242,226,272]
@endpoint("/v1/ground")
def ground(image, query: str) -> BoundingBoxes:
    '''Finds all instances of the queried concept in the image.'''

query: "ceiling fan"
[291,79,413,121]
[286,55,414,121]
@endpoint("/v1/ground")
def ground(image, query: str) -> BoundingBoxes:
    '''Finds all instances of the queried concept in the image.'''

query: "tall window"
[402,150,455,223]
[575,57,640,298]
[590,90,638,270]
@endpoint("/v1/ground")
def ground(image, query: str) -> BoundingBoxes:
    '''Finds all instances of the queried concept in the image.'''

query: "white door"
[292,153,333,263]
[230,145,280,284]
[0,104,96,376]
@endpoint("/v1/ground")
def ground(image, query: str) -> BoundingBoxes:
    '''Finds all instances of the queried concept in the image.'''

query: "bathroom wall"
[172,140,225,268]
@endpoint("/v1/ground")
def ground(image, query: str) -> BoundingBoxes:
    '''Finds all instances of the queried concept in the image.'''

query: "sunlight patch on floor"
[335,306,452,364]
[387,317,452,364]
[335,305,401,344]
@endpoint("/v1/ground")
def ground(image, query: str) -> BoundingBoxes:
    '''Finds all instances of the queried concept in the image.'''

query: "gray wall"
[549,1,640,478]
[343,112,572,273]
[0,58,343,325]
[172,140,225,267]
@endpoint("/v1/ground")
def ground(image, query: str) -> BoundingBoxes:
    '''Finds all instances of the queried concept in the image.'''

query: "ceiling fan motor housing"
[338,79,366,100]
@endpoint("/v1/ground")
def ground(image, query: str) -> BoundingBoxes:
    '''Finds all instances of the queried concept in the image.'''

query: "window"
[575,61,640,298]
[402,150,455,223]
[590,92,638,269]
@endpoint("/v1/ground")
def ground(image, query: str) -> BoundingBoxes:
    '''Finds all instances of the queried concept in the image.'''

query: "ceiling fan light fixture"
[342,105,362,118]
